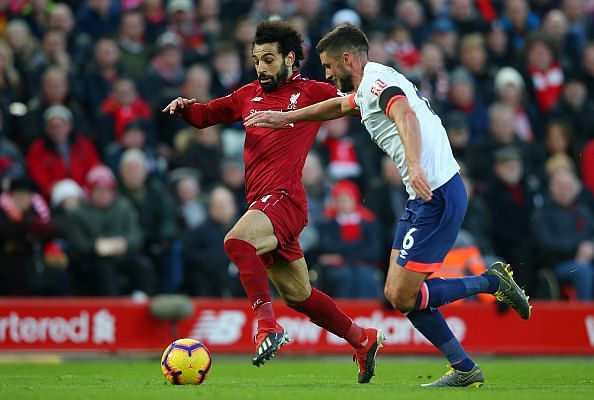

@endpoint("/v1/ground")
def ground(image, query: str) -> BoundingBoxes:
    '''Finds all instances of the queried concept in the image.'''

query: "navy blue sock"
[415,275,499,310]
[407,308,475,372]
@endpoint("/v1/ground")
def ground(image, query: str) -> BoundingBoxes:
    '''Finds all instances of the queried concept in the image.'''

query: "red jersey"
[180,72,339,205]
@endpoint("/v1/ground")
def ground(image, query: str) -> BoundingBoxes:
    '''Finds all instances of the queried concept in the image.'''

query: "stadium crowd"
[1,0,594,301]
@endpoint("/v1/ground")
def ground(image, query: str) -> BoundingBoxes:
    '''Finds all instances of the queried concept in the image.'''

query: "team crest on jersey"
[287,92,301,109]
[251,96,263,102]
[370,79,388,96]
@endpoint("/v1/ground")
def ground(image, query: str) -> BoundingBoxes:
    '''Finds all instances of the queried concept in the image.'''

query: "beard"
[337,75,355,92]
[258,63,289,93]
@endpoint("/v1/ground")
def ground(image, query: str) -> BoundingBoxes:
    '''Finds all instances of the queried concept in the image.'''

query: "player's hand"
[162,97,197,115]
[244,110,290,128]
[408,164,432,201]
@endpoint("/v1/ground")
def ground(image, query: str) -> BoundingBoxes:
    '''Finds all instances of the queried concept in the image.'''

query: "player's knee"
[223,236,248,259]
[384,286,415,313]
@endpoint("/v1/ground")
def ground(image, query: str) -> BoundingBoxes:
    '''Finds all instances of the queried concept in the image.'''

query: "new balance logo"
[399,249,408,258]
[251,96,263,102]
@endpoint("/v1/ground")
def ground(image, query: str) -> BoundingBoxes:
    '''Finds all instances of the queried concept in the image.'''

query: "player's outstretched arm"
[244,97,355,128]
[162,97,197,115]
[387,98,432,201]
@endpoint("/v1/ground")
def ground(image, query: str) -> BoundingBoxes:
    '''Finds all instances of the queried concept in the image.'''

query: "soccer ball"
[161,338,212,385]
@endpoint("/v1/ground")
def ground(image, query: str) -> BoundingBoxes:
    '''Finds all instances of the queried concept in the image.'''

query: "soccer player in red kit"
[163,21,383,383]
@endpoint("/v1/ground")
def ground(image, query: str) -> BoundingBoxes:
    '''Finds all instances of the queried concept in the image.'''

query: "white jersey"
[352,62,459,198]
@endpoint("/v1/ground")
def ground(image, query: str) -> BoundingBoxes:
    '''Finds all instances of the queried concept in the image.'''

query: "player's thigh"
[225,209,278,255]
[385,249,428,302]
[267,257,312,304]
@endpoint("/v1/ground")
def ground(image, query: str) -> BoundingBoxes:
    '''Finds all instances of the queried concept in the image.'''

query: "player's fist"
[162,97,197,115]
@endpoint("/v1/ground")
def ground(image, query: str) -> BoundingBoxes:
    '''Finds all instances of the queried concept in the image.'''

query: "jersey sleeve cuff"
[347,93,359,110]
[384,95,406,117]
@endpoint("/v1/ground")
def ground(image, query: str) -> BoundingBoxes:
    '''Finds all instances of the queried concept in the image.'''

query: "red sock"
[224,238,274,325]
[289,288,366,348]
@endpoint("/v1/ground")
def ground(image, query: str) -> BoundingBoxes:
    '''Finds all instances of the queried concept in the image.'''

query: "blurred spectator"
[461,172,495,257]
[539,119,580,171]
[471,102,536,181]
[499,0,541,52]
[486,146,542,293]
[197,0,223,40]
[183,63,213,103]
[486,21,514,67]
[222,158,246,210]
[542,9,575,68]
[27,29,72,95]
[445,112,472,168]
[317,180,382,299]
[173,125,222,190]
[142,0,168,41]
[0,40,23,110]
[430,229,495,304]
[84,36,123,116]
[384,23,421,76]
[458,33,495,103]
[118,149,181,293]
[355,0,392,35]
[118,11,153,82]
[449,0,489,35]
[416,42,449,110]
[166,0,210,63]
[532,168,594,300]
[293,0,330,47]
[142,32,185,125]
[494,66,540,142]
[233,18,260,80]
[183,185,237,296]
[524,32,564,115]
[444,68,489,144]
[249,0,293,22]
[26,105,100,199]
[319,117,363,184]
[0,178,68,296]
[15,0,51,38]
[66,165,154,296]
[0,110,25,188]
[396,0,430,47]
[550,73,594,145]
[104,120,166,180]
[211,42,247,98]
[23,66,89,149]
[300,151,328,257]
[75,0,121,41]
[429,18,459,71]
[365,155,408,259]
[5,19,39,98]
[48,2,93,73]
[561,0,592,58]
[50,178,84,216]
[98,77,153,150]
[171,169,207,231]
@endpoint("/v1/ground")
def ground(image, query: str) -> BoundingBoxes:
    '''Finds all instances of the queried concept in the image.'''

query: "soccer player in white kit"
[246,24,532,387]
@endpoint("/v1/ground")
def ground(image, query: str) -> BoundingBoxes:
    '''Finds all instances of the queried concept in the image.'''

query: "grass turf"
[0,357,593,400]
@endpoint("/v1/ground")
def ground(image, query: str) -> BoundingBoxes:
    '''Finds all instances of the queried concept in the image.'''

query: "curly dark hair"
[253,20,305,67]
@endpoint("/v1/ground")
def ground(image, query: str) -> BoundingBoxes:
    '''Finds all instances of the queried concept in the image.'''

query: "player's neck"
[352,59,367,91]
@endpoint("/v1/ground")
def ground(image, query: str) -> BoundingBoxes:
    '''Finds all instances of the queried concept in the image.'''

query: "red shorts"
[248,191,308,268]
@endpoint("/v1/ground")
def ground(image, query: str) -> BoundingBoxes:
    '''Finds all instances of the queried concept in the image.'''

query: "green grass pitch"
[0,357,593,400]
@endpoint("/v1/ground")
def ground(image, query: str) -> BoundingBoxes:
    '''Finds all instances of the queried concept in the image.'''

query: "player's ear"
[285,51,295,67]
